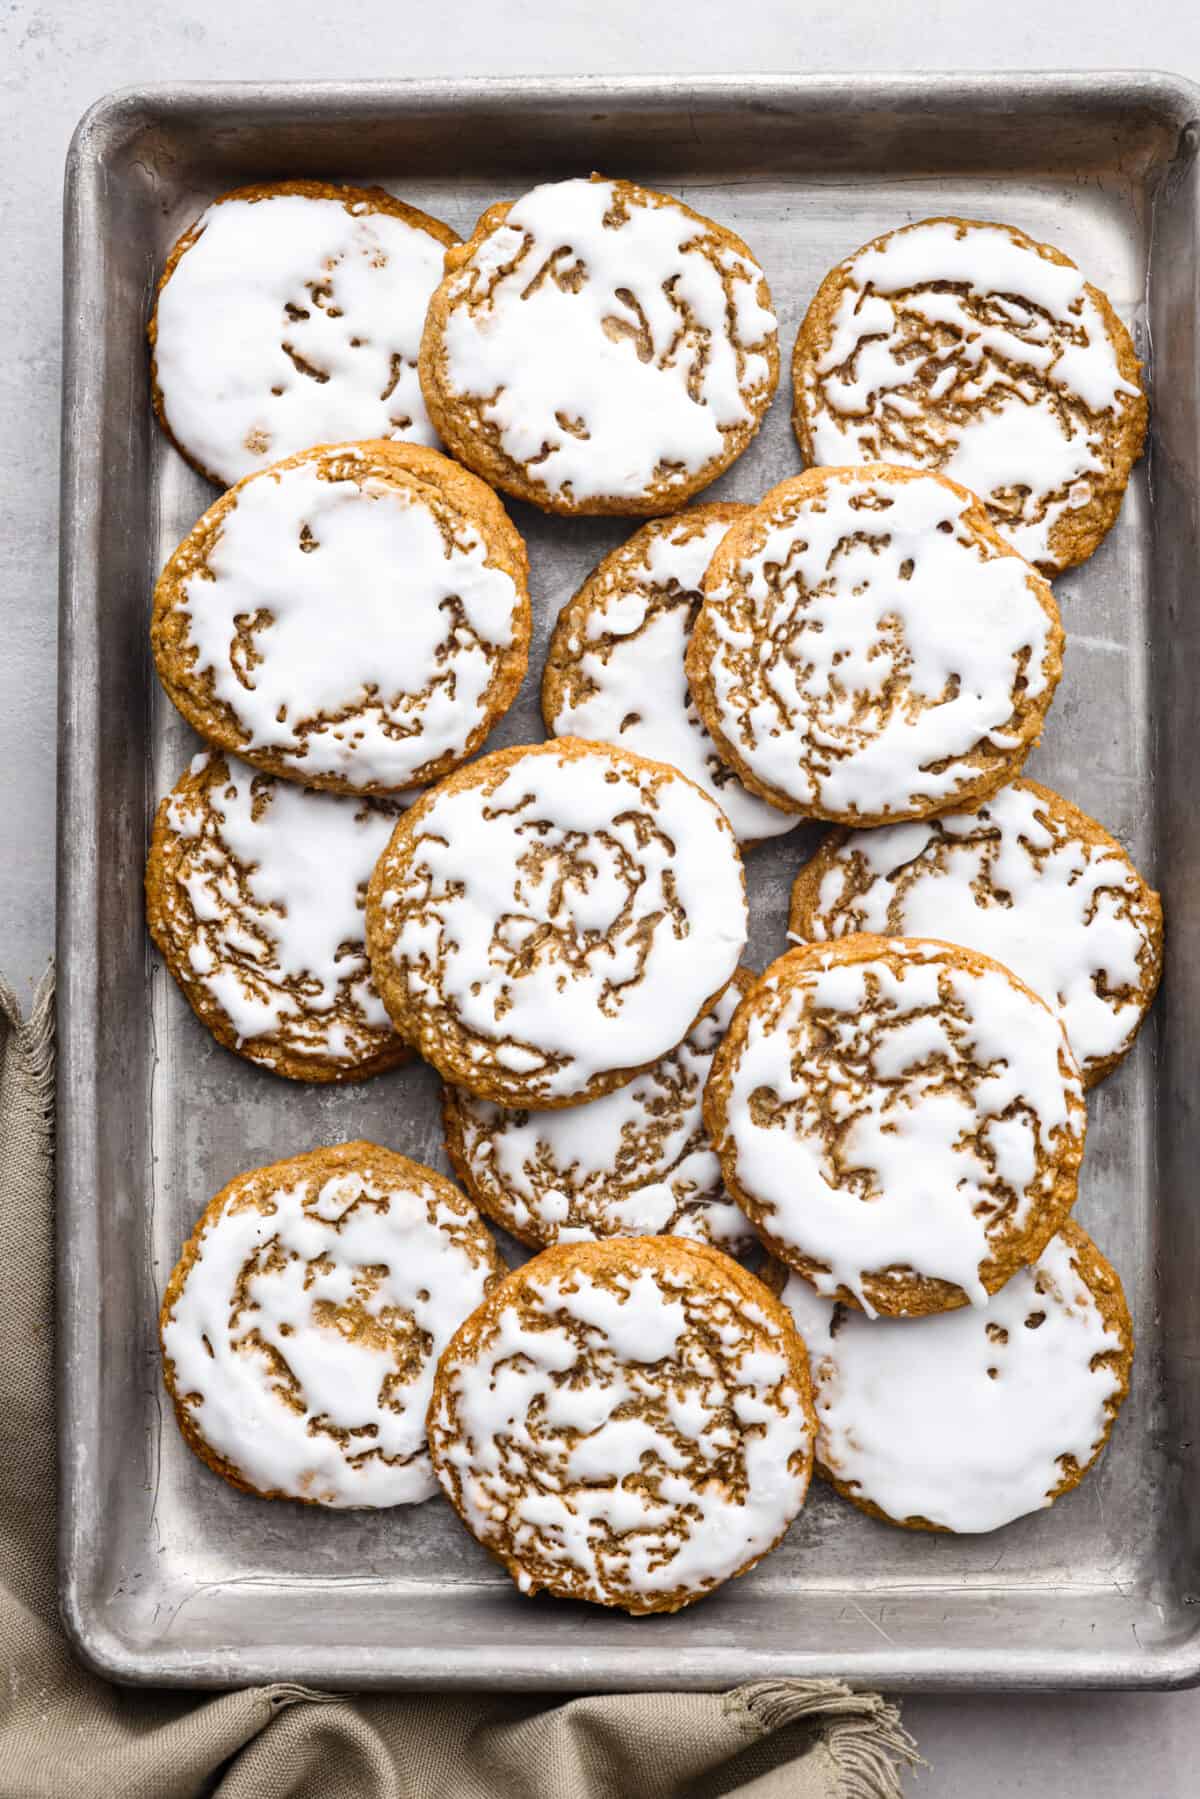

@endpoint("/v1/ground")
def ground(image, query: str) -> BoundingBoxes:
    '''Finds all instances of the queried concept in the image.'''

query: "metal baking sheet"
[57,73,1200,1691]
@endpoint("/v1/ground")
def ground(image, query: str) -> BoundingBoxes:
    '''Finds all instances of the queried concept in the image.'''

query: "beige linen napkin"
[0,970,920,1799]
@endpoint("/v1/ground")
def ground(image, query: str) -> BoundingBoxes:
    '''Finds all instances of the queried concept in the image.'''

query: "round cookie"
[541,507,794,844]
[442,969,757,1251]
[152,441,530,796]
[146,750,407,1082]
[789,778,1163,1089]
[366,738,748,1109]
[774,1219,1132,1533]
[418,174,778,516]
[792,216,1147,575]
[150,181,459,487]
[704,936,1086,1317]
[685,465,1063,826]
[160,1141,504,1507]
[427,1237,814,1612]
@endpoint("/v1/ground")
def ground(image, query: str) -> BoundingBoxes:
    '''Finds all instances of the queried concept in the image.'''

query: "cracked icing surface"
[792,216,1147,574]
[427,1238,814,1611]
[541,506,794,843]
[705,936,1086,1317]
[419,175,778,514]
[150,181,458,487]
[146,751,406,1082]
[366,739,748,1108]
[777,1220,1132,1533]
[160,1142,504,1507]
[790,779,1163,1089]
[686,465,1062,825]
[152,442,530,795]
[442,971,757,1251]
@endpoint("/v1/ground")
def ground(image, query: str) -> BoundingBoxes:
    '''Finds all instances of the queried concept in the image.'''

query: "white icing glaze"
[177,454,521,790]
[721,941,1083,1312]
[380,744,747,1099]
[431,1261,812,1599]
[164,756,397,1060]
[780,1229,1124,1532]
[803,782,1157,1077]
[700,472,1056,819]
[154,192,449,484]
[548,514,793,842]
[439,177,776,503]
[803,220,1141,568]
[450,980,751,1247]
[162,1154,497,1506]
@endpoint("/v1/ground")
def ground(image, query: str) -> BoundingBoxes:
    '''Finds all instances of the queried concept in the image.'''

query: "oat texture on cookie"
[792,216,1147,573]
[419,175,778,514]
[686,465,1063,826]
[790,779,1163,1089]
[442,970,757,1251]
[145,751,407,1082]
[427,1238,814,1611]
[778,1219,1132,1532]
[366,739,748,1108]
[152,443,530,796]
[542,506,795,843]
[705,936,1086,1317]
[150,181,459,487]
[160,1142,504,1507]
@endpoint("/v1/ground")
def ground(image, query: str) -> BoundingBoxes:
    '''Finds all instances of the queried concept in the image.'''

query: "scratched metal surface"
[57,74,1200,1689]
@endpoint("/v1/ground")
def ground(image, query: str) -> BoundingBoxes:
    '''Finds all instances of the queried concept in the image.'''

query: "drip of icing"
[549,514,793,841]
[179,456,520,789]
[162,1161,497,1506]
[452,981,750,1246]
[165,763,397,1054]
[383,746,747,1098]
[780,1230,1124,1532]
[721,942,1083,1312]
[804,220,1140,567]
[806,783,1157,1075]
[431,1264,811,1598]
[440,178,776,501]
[701,472,1055,818]
[154,193,449,483]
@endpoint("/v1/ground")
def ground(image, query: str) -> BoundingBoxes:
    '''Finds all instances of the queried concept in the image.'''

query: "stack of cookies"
[148,174,1160,1614]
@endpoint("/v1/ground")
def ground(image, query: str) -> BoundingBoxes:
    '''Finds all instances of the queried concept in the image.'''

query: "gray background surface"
[5,0,1197,1788]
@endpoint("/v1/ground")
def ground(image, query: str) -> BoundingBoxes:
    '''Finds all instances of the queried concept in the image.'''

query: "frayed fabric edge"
[729,1680,922,1798]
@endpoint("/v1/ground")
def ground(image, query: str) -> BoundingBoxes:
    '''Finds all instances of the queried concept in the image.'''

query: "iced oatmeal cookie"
[441,969,757,1251]
[146,751,407,1082]
[686,465,1063,825]
[541,506,794,843]
[427,1236,814,1611]
[792,216,1147,573]
[365,738,748,1109]
[160,1141,504,1506]
[151,441,530,795]
[150,180,459,486]
[789,779,1163,1088]
[419,175,778,515]
[704,936,1086,1317]
[775,1219,1132,1533]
